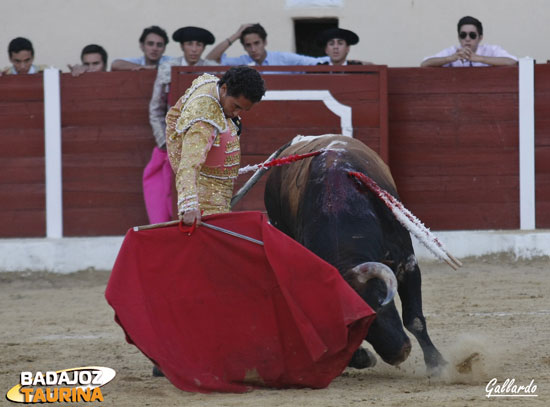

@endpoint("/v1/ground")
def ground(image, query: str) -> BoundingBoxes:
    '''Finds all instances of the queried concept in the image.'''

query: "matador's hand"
[181,208,201,226]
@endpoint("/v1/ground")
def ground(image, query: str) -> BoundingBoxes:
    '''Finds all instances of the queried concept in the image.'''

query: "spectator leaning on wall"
[1,37,48,75]
[111,25,172,71]
[421,16,517,67]
[68,44,108,77]
[206,23,330,66]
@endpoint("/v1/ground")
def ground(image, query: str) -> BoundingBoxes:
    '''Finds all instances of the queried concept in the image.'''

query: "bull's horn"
[346,262,397,306]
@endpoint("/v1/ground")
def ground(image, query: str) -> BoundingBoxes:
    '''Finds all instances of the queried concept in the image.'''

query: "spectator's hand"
[451,49,465,62]
[181,208,201,226]
[349,60,374,65]
[235,24,254,37]
[457,47,475,60]
[468,52,484,63]
[68,64,89,77]
[227,23,255,44]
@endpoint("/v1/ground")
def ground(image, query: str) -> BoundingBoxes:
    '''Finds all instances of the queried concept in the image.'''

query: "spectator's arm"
[111,59,154,71]
[420,55,456,67]
[205,24,253,63]
[67,64,89,77]
[470,54,517,66]
[283,53,330,66]
[348,60,375,65]
[149,65,171,148]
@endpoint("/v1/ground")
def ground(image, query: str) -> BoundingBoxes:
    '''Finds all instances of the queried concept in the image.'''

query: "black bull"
[263,135,446,372]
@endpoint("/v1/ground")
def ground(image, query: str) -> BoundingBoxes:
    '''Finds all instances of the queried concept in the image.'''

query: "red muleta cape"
[105,211,375,393]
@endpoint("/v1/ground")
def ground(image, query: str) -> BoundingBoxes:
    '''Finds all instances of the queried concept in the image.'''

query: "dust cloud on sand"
[0,255,548,406]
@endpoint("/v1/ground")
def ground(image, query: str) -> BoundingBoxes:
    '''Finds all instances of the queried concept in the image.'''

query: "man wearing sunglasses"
[421,16,517,67]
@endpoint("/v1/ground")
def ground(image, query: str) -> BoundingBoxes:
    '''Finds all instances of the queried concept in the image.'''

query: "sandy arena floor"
[1,255,548,406]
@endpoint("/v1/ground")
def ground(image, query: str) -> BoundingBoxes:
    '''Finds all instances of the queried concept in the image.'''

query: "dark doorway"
[294,18,338,57]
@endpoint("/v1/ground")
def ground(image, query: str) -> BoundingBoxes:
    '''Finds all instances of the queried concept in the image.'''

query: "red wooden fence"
[1,65,548,237]
[534,64,550,227]
[60,71,156,236]
[0,75,45,237]
[388,67,520,230]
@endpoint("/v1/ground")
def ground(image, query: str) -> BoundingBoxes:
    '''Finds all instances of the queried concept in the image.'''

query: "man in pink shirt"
[421,16,517,67]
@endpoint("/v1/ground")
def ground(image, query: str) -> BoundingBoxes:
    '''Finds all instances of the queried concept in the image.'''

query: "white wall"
[1,231,549,273]
[1,0,545,71]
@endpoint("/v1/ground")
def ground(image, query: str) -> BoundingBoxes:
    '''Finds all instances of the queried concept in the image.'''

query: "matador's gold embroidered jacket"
[166,73,240,216]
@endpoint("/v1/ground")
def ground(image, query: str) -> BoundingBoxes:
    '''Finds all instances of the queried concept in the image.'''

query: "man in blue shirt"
[206,23,329,66]
[111,25,172,71]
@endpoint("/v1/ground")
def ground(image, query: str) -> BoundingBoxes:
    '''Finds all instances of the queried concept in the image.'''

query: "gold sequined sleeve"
[175,122,216,214]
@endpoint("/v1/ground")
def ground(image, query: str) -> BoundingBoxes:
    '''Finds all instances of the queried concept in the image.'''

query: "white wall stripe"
[264,90,353,137]
[43,68,63,238]
[518,58,536,230]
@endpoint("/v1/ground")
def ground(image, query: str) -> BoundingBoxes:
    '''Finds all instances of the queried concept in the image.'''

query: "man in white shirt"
[1,37,48,75]
[421,16,517,67]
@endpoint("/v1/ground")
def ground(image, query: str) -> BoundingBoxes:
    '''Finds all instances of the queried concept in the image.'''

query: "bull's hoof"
[348,348,377,369]
[426,352,448,377]
[152,365,165,377]
[427,361,447,377]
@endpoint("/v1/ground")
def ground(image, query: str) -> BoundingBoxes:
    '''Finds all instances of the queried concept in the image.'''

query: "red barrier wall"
[60,71,156,236]
[0,75,45,237]
[1,65,548,237]
[388,67,520,230]
[534,64,550,227]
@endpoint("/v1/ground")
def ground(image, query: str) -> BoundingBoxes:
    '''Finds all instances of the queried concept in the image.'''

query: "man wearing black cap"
[145,26,218,224]
[317,27,371,66]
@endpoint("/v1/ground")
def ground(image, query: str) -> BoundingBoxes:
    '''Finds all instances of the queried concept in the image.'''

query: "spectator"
[1,37,47,75]
[68,44,108,77]
[111,25,171,71]
[166,66,265,225]
[144,26,218,223]
[206,23,330,65]
[421,16,517,67]
[317,27,373,66]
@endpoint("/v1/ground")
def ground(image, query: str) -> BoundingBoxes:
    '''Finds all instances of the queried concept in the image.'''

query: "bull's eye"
[351,235,365,239]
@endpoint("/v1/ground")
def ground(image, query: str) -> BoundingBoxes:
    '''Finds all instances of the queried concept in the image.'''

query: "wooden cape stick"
[133,220,179,231]
[133,220,264,246]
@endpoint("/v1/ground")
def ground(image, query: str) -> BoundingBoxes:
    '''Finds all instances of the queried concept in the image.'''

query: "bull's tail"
[349,171,463,270]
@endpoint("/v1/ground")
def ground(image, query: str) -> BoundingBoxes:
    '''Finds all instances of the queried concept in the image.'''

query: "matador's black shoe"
[152,365,164,377]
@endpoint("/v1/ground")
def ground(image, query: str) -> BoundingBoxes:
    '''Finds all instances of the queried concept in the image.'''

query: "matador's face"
[218,84,256,119]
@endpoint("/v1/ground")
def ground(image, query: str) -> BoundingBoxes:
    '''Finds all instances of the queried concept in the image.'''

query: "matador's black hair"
[218,66,266,103]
